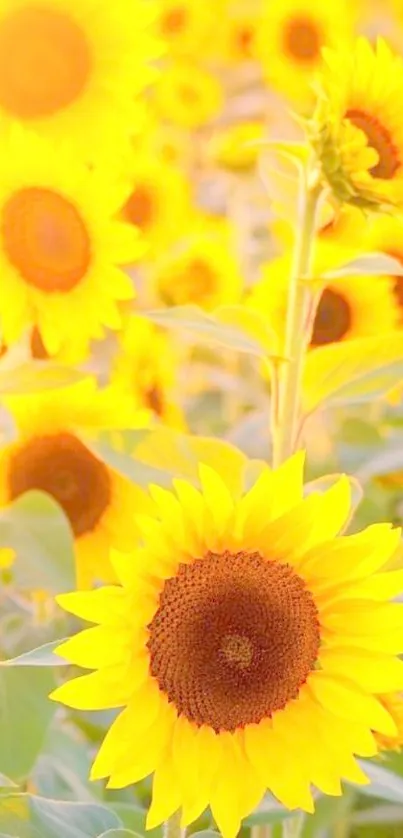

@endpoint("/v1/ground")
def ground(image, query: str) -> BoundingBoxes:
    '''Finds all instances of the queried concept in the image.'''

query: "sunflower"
[119,155,191,253]
[156,0,215,57]
[0,0,158,161]
[153,62,223,129]
[52,452,403,836]
[311,38,403,209]
[154,222,243,310]
[376,693,403,751]
[0,128,141,355]
[208,121,267,173]
[111,314,185,428]
[0,377,151,589]
[248,255,399,351]
[257,0,355,108]
[220,3,261,65]
[365,215,403,324]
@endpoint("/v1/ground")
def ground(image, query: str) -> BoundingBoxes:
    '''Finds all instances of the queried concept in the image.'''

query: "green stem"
[163,811,185,838]
[272,170,322,467]
[282,814,305,838]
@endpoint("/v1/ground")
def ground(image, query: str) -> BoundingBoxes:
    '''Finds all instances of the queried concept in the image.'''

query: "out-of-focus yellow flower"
[155,0,216,57]
[311,38,403,209]
[153,63,223,129]
[0,547,15,569]
[0,0,158,160]
[0,378,151,589]
[248,255,399,351]
[365,215,403,324]
[220,4,261,64]
[377,693,403,751]
[208,121,267,173]
[154,222,243,310]
[0,128,141,355]
[119,155,191,253]
[52,452,403,834]
[111,314,185,429]
[257,0,355,108]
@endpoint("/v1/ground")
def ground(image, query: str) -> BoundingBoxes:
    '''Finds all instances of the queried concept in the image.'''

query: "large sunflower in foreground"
[0,0,158,160]
[312,39,403,208]
[257,0,355,108]
[0,129,141,354]
[248,255,399,351]
[0,378,151,588]
[52,452,403,836]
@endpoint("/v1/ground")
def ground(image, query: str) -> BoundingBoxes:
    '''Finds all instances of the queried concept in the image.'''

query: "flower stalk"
[164,811,185,838]
[271,163,322,467]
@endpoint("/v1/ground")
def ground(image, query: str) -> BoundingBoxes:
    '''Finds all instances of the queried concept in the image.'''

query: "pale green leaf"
[303,333,403,413]
[353,762,403,804]
[145,304,279,358]
[0,639,70,668]
[244,795,294,825]
[0,363,84,395]
[0,794,121,838]
[97,831,143,838]
[321,252,403,279]
[0,668,56,780]
[0,491,75,592]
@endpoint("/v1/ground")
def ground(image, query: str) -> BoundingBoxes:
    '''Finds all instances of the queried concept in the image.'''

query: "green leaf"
[145,305,279,359]
[0,639,70,667]
[303,333,403,413]
[0,668,56,780]
[0,362,85,395]
[356,442,403,483]
[97,831,143,838]
[321,252,403,279]
[0,491,75,592]
[0,794,121,838]
[354,762,403,804]
[244,794,294,826]
[0,777,17,790]
[109,803,160,838]
[90,443,175,490]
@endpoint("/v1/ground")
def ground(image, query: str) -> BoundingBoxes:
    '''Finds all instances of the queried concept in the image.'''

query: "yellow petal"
[56,587,127,625]
[199,463,235,536]
[308,672,397,736]
[50,666,132,710]
[319,647,403,692]
[320,602,403,635]
[55,626,130,669]
[244,720,314,813]
[300,525,401,583]
[147,748,182,829]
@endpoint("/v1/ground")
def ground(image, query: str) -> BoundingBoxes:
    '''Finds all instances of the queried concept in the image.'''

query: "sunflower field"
[5,1,403,838]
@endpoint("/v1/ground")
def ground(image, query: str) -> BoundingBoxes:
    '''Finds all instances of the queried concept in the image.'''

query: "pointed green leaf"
[322,252,403,279]
[0,639,70,668]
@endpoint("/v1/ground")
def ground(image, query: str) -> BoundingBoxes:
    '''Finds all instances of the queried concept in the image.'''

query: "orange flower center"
[30,327,49,359]
[124,184,156,231]
[161,6,188,35]
[346,109,400,180]
[283,16,321,62]
[235,24,255,58]
[148,550,320,731]
[0,7,91,119]
[2,187,91,293]
[161,257,217,306]
[311,288,352,347]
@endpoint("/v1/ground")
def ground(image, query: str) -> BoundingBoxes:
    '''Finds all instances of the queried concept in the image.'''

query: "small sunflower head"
[309,38,403,210]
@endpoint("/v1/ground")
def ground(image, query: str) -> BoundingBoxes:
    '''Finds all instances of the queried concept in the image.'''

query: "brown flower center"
[346,109,400,180]
[283,16,321,62]
[8,432,111,537]
[145,385,165,416]
[147,550,320,732]
[2,187,91,293]
[311,288,352,347]
[0,7,91,119]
